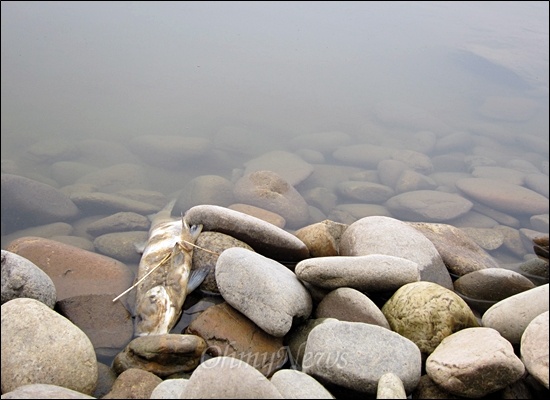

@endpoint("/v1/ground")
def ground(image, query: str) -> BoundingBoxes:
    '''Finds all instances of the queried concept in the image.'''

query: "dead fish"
[134,199,208,336]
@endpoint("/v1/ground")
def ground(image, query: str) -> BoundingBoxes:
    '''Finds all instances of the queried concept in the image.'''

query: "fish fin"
[187,266,211,294]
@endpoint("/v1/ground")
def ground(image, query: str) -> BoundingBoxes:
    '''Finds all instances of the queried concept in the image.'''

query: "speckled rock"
[1,250,56,308]
[1,298,98,395]
[294,220,348,257]
[381,281,479,354]
[520,311,549,389]
[181,356,283,398]
[426,327,525,398]
[285,318,338,367]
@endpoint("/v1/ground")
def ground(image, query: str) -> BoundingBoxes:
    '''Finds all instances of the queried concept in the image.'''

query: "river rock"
[93,231,148,263]
[103,368,162,399]
[455,178,549,215]
[408,222,500,275]
[0,384,96,399]
[5,237,134,301]
[314,287,390,329]
[482,284,549,344]
[56,294,134,359]
[181,356,283,398]
[288,131,352,154]
[377,372,407,399]
[242,150,314,186]
[426,327,525,398]
[295,254,420,292]
[184,205,310,261]
[294,220,348,257]
[339,216,453,290]
[233,170,310,229]
[1,250,56,308]
[175,174,235,212]
[228,203,286,228]
[215,247,312,337]
[70,191,161,215]
[382,281,479,355]
[270,369,335,399]
[453,268,535,303]
[302,320,421,395]
[191,231,254,294]
[112,334,207,377]
[186,302,287,376]
[385,190,473,222]
[1,298,98,395]
[520,311,549,389]
[74,163,150,193]
[336,181,395,203]
[1,173,80,232]
[85,212,150,236]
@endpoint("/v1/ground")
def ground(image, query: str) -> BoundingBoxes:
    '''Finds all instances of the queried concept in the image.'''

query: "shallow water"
[1,0,549,374]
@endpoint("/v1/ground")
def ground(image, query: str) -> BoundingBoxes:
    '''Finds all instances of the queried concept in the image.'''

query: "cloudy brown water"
[1,0,549,366]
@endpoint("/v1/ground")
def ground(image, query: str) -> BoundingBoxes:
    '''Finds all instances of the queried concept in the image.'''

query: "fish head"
[134,285,177,336]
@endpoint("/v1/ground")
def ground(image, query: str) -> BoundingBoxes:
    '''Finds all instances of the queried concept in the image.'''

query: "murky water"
[1,1,549,386]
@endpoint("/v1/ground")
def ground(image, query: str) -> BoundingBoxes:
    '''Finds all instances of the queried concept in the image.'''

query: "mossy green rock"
[382,281,478,354]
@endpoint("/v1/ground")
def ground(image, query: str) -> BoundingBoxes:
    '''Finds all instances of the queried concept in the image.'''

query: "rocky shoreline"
[1,128,549,398]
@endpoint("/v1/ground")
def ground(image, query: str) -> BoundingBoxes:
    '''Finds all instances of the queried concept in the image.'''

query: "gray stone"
[181,357,283,398]
[0,384,95,399]
[302,320,421,395]
[150,378,188,399]
[85,211,150,236]
[339,216,453,290]
[385,190,473,222]
[175,175,235,212]
[377,372,407,399]
[314,287,390,329]
[520,311,549,389]
[1,250,56,308]
[1,173,80,232]
[1,298,98,395]
[70,191,160,214]
[93,231,148,263]
[233,170,310,229]
[103,368,162,399]
[184,205,309,261]
[456,178,549,215]
[336,181,395,203]
[482,284,549,344]
[295,254,420,292]
[270,369,335,399]
[242,150,314,186]
[216,247,312,337]
[426,327,525,398]
[408,222,500,276]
